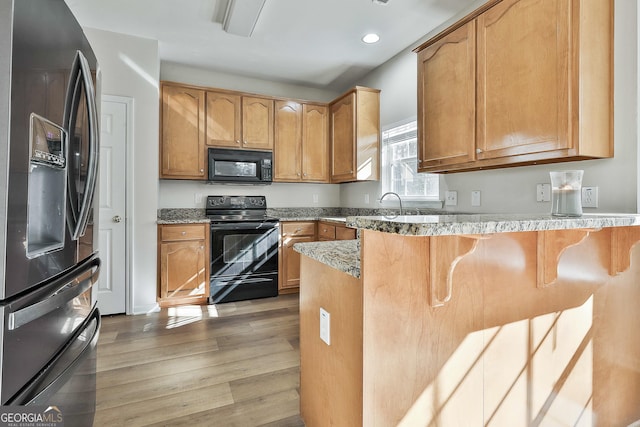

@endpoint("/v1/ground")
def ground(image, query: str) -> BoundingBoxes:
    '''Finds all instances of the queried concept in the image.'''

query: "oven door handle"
[210,221,279,231]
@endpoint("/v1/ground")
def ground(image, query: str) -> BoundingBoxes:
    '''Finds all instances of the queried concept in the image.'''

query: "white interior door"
[97,97,129,315]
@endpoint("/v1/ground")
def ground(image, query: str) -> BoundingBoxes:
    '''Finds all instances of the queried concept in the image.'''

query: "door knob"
[112,215,122,223]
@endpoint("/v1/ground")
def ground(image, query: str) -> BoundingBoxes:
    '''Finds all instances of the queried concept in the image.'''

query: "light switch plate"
[536,184,551,202]
[445,190,458,206]
[320,308,330,345]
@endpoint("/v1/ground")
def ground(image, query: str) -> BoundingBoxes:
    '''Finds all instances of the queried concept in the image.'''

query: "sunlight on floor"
[163,304,220,329]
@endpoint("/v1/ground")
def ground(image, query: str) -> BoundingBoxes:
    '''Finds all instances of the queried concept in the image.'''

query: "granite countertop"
[346,213,640,236]
[294,213,640,278]
[157,209,210,224]
[280,216,348,224]
[293,239,360,278]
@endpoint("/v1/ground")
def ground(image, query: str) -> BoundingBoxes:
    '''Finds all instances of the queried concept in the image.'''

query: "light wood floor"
[94,294,304,427]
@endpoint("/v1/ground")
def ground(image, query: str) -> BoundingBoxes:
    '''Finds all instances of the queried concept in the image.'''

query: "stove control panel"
[206,195,266,210]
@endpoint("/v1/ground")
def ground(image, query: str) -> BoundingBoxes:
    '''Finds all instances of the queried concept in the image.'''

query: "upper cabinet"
[159,82,381,183]
[160,82,206,180]
[414,0,613,173]
[330,86,381,183]
[206,90,274,150]
[274,101,329,183]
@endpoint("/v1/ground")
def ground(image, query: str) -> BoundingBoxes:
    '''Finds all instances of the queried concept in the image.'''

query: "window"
[381,120,439,199]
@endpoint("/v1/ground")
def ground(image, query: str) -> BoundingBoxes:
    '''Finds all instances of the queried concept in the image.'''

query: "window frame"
[380,118,440,202]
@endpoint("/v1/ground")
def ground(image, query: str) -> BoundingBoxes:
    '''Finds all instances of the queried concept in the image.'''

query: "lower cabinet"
[279,222,316,294]
[318,221,357,241]
[279,220,357,294]
[157,223,210,307]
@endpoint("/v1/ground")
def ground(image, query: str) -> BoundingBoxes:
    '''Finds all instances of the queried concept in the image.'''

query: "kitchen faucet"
[379,192,404,215]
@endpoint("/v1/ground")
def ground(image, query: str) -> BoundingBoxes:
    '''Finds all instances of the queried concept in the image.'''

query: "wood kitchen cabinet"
[274,101,329,183]
[278,221,316,293]
[160,82,206,179]
[417,22,476,169]
[330,86,380,183]
[205,89,274,150]
[318,221,356,241]
[415,0,613,173]
[157,223,209,307]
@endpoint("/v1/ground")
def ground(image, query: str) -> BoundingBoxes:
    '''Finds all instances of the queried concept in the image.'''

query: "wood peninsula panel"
[299,226,640,425]
[299,256,363,427]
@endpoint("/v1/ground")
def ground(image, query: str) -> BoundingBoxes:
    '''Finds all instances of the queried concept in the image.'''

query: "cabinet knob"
[297,172,301,177]
[236,140,240,144]
[476,148,483,154]
[303,173,307,177]
[243,140,248,145]
[295,228,302,233]
[200,168,204,173]
[181,231,187,235]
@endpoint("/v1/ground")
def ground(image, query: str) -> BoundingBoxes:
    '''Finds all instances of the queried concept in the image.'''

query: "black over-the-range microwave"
[208,148,273,184]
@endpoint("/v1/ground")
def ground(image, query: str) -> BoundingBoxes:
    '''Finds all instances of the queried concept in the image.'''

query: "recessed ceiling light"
[362,33,380,44]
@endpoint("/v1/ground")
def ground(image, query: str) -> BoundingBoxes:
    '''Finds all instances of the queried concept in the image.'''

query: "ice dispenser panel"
[26,114,67,258]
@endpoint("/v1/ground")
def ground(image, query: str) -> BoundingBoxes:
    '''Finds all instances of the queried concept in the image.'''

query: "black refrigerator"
[0,0,101,424]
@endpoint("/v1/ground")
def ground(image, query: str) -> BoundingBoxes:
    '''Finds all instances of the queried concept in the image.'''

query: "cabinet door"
[280,235,315,291]
[330,93,356,183]
[335,225,356,241]
[274,100,302,181]
[160,85,206,179]
[476,0,570,159]
[206,91,241,148]
[242,96,274,150]
[159,239,207,299]
[302,103,329,182]
[317,223,336,241]
[417,21,476,171]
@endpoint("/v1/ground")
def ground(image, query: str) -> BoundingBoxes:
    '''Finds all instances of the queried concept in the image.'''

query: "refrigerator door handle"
[7,257,100,331]
[64,50,99,240]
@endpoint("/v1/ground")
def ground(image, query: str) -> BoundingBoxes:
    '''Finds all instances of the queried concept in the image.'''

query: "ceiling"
[65,0,478,92]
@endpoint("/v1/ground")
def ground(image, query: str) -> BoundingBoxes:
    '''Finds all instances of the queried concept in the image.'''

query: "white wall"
[159,62,342,208]
[84,28,160,314]
[346,0,639,214]
[158,181,340,208]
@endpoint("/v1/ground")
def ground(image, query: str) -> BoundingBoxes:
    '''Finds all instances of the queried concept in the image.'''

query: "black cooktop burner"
[205,195,278,223]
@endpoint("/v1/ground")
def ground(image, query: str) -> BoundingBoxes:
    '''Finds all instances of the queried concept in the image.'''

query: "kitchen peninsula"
[295,214,640,426]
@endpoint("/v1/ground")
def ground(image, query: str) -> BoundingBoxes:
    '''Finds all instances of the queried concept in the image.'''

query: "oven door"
[209,221,279,303]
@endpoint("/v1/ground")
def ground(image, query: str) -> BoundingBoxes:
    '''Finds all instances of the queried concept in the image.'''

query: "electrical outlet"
[364,193,370,204]
[536,183,551,202]
[445,190,458,206]
[471,190,481,207]
[312,194,319,204]
[582,186,599,208]
[194,193,203,204]
[320,308,330,345]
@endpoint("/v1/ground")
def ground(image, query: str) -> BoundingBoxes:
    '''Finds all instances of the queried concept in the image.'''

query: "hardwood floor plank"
[146,389,302,427]
[94,295,304,426]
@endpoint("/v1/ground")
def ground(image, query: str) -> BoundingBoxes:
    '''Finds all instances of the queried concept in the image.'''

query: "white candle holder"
[550,170,583,217]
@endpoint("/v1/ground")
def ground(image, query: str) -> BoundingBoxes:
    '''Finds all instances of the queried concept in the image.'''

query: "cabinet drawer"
[318,223,336,240]
[161,224,206,241]
[335,226,356,240]
[282,222,316,237]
